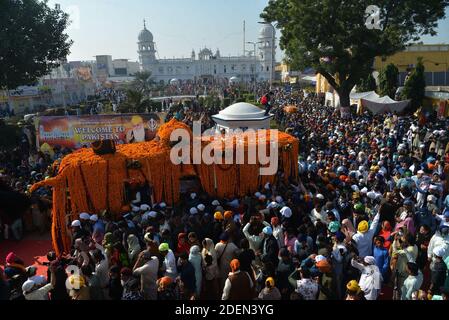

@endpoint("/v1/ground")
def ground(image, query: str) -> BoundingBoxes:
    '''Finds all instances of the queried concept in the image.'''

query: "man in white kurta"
[351,256,383,300]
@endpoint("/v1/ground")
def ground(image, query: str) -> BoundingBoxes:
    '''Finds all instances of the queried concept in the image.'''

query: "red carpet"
[0,233,52,277]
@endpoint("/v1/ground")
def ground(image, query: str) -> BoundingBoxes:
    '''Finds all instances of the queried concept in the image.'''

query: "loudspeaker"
[92,139,116,155]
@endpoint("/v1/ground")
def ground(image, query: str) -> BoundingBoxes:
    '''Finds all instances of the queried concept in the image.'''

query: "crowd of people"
[0,128,69,241]
[1,85,449,301]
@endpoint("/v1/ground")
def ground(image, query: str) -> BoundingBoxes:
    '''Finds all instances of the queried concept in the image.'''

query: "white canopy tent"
[301,75,317,83]
[350,91,410,114]
[350,91,380,101]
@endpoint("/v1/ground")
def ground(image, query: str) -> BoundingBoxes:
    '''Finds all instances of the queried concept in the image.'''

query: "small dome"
[139,27,153,42]
[218,102,266,120]
[259,23,275,39]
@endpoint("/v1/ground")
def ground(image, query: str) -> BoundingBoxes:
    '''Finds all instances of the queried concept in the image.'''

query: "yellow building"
[374,44,449,73]
[374,44,449,87]
[315,44,449,111]
[317,44,449,93]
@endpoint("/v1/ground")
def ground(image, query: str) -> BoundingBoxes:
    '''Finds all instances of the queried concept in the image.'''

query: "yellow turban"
[358,220,369,233]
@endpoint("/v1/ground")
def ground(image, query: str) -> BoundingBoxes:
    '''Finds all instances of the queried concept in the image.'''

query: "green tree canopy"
[357,73,377,92]
[261,0,448,108]
[0,0,73,89]
[402,57,426,110]
[378,63,399,99]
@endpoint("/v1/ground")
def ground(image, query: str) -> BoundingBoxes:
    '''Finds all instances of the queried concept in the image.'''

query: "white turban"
[149,211,157,218]
[79,212,90,220]
[364,256,376,265]
[267,202,279,209]
[433,246,445,257]
[280,206,292,218]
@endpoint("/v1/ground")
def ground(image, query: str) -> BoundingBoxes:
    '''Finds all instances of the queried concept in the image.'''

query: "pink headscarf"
[6,252,16,264]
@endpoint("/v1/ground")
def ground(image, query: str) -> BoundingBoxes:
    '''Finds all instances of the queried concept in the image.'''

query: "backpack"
[260,95,268,105]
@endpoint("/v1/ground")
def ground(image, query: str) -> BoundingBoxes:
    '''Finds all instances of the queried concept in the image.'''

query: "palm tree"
[132,71,154,98]
[119,89,150,113]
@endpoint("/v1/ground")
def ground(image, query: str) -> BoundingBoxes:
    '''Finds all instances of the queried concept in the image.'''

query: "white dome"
[138,27,153,42]
[259,23,275,39]
[218,102,266,120]
[170,78,179,85]
[229,76,239,83]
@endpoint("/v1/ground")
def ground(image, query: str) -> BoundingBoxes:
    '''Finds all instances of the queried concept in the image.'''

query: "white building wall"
[138,23,276,84]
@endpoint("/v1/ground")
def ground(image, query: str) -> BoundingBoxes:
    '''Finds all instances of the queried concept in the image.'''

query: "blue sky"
[48,0,449,62]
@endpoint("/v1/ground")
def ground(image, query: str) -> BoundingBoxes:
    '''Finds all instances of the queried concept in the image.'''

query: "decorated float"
[31,119,298,254]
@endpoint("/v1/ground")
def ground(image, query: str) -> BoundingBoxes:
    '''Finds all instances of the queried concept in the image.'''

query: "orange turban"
[230,259,240,272]
[224,211,233,219]
[316,259,332,273]
[159,276,173,288]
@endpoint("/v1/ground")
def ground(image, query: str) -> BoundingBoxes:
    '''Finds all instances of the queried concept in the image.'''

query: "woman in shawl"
[127,234,141,265]
[188,245,203,297]
[201,238,219,299]
[103,232,117,266]
[176,233,191,257]
[350,256,383,300]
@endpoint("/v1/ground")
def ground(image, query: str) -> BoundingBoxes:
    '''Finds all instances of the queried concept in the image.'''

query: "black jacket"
[178,261,196,293]
[261,235,280,266]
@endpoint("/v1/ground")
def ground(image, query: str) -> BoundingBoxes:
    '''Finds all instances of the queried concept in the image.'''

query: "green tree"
[132,71,154,97]
[261,0,448,108]
[378,63,399,99]
[402,57,426,110]
[0,0,72,89]
[119,89,150,113]
[357,73,377,92]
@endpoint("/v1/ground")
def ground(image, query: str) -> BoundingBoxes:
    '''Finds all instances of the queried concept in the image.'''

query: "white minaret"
[138,19,157,71]
[258,23,276,84]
